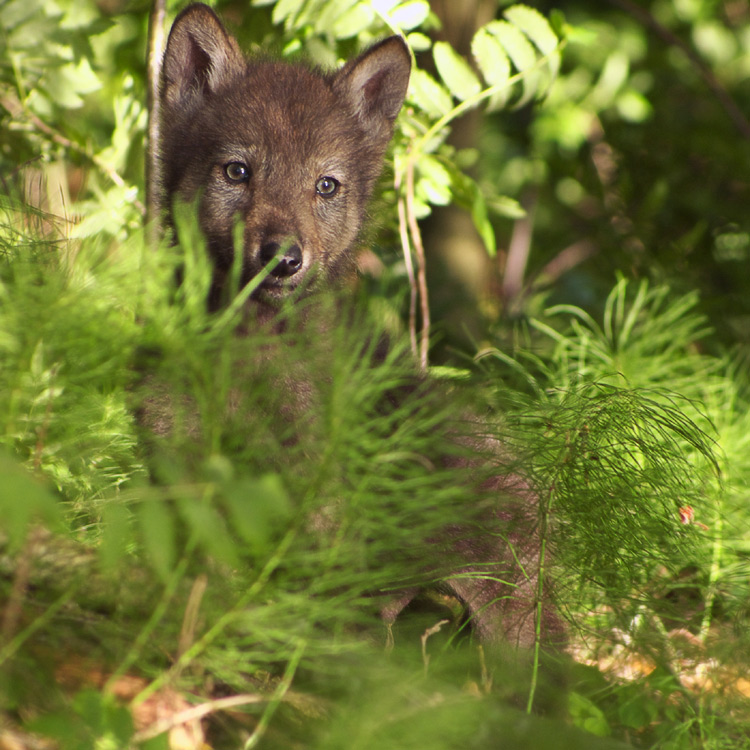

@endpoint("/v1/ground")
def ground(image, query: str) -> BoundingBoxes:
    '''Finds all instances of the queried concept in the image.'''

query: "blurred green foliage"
[1,1,750,748]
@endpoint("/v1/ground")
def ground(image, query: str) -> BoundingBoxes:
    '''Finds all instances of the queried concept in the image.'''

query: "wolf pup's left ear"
[161,3,245,115]
[333,36,411,140]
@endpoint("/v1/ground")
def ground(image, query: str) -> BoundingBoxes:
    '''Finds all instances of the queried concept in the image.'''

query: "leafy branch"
[395,6,567,369]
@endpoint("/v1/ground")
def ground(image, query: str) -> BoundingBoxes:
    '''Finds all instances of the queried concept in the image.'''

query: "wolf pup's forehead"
[161,4,410,129]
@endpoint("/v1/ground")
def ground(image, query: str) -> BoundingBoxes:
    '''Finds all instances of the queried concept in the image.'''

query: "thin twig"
[176,574,208,678]
[1,527,38,645]
[393,39,567,369]
[132,693,267,743]
[104,554,191,697]
[526,481,554,715]
[421,619,450,677]
[395,168,419,360]
[502,193,536,310]
[244,639,306,749]
[146,0,167,243]
[134,526,299,706]
[404,157,430,372]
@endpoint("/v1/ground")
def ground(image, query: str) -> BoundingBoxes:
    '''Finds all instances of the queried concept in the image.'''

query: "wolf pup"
[159,3,410,316]
[158,5,561,654]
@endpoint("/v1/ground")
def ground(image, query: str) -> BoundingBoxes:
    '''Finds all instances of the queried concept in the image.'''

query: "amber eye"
[316,176,340,197]
[224,162,250,182]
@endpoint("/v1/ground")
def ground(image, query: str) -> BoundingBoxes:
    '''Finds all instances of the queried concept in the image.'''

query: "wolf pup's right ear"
[161,3,244,115]
[333,36,411,142]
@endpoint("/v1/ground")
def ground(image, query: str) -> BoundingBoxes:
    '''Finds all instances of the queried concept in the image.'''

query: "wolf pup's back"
[159,3,410,313]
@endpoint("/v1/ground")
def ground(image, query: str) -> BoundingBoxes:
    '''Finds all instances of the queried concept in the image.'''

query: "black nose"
[259,241,303,278]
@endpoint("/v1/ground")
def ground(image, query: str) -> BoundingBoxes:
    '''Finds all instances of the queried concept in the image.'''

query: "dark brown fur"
[158,5,563,654]
[160,3,409,314]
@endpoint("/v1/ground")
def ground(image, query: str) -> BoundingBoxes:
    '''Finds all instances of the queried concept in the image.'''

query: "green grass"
[0,206,749,749]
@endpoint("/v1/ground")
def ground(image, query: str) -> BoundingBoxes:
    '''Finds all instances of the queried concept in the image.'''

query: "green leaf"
[388,0,430,31]
[408,69,453,118]
[486,19,539,107]
[471,188,496,257]
[177,494,239,567]
[27,711,87,749]
[99,501,131,572]
[618,693,659,730]
[586,50,630,111]
[568,691,611,737]
[433,41,481,102]
[471,27,511,111]
[416,155,453,206]
[221,474,291,554]
[318,0,360,34]
[271,0,304,26]
[142,733,171,750]
[370,0,400,13]
[410,196,432,219]
[406,32,431,51]
[0,0,51,28]
[0,452,64,550]
[137,498,176,581]
[504,4,560,78]
[616,89,652,123]
[488,194,526,220]
[331,4,375,38]
[44,57,101,110]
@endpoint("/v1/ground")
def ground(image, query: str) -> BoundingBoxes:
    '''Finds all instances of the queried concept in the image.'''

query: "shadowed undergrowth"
[0,204,747,748]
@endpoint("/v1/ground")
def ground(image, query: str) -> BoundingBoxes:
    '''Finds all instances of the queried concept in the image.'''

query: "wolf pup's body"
[158,4,561,652]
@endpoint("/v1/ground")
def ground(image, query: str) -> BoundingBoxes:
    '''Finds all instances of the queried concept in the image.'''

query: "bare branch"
[146,0,168,244]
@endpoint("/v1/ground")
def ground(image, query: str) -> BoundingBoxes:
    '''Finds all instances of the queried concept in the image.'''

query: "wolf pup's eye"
[316,176,340,197]
[224,162,250,183]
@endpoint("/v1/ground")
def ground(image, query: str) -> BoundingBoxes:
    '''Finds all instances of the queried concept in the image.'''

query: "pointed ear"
[161,3,245,113]
[333,36,411,136]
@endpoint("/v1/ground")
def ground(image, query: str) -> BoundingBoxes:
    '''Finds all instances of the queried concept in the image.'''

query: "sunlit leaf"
[271,0,304,26]
[370,0,400,13]
[472,26,511,111]
[616,89,652,122]
[504,4,560,78]
[331,4,375,38]
[388,0,430,31]
[488,194,526,219]
[433,41,481,102]
[408,68,453,118]
[486,19,539,107]
[406,32,431,52]
[44,58,101,110]
[318,0,361,34]
[586,50,629,110]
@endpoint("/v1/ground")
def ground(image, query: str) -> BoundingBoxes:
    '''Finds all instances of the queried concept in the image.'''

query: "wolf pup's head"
[159,3,410,308]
